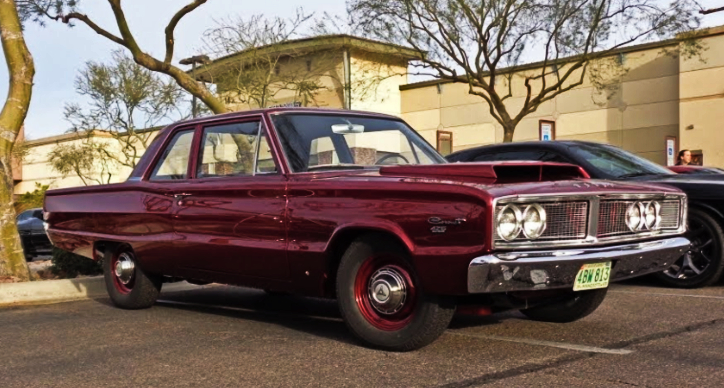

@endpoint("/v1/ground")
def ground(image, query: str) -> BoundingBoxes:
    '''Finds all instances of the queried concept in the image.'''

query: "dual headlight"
[626,201,661,232]
[497,204,547,241]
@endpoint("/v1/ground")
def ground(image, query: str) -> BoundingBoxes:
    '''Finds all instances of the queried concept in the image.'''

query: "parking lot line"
[447,331,633,355]
[610,290,724,300]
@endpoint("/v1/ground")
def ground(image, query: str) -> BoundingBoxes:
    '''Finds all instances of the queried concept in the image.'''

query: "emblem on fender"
[428,217,466,233]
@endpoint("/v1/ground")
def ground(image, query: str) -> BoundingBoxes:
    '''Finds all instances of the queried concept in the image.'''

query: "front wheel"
[655,208,724,288]
[521,288,608,323]
[103,246,162,309]
[336,234,455,351]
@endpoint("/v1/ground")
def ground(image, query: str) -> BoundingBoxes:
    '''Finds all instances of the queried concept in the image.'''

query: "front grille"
[495,201,588,241]
[598,199,682,237]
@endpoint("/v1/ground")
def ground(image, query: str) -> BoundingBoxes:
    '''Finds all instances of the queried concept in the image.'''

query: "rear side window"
[150,130,195,180]
[197,121,278,178]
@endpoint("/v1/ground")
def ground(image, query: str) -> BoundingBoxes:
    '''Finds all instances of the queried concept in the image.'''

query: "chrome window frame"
[491,192,687,250]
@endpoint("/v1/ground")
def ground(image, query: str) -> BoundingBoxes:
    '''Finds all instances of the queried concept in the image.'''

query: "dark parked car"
[16,208,52,261]
[448,141,724,288]
[43,109,688,351]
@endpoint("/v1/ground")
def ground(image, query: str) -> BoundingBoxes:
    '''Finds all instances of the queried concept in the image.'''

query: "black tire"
[521,288,608,323]
[655,208,724,288]
[336,234,456,351]
[103,246,162,309]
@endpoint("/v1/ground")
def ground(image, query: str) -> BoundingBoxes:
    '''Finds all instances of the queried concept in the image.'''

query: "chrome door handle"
[174,193,193,200]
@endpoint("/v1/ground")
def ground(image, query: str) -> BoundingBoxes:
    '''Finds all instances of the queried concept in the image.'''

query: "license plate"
[573,262,611,291]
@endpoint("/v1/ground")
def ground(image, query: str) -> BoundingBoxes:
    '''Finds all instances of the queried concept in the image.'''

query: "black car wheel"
[655,208,724,288]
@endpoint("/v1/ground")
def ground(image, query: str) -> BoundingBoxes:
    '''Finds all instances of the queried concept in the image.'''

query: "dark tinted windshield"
[569,143,673,178]
[271,113,445,173]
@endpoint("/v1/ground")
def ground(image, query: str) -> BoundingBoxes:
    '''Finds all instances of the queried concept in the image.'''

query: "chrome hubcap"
[114,253,135,285]
[368,267,407,315]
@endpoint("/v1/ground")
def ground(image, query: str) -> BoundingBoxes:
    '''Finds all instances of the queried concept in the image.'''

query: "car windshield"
[271,113,446,173]
[567,143,674,179]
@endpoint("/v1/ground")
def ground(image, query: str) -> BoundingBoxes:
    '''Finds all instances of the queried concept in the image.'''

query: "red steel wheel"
[103,245,162,310]
[110,251,136,295]
[337,234,456,351]
[354,256,418,331]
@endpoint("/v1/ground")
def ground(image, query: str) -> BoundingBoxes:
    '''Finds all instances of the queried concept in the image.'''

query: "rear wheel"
[336,234,455,351]
[521,288,608,323]
[103,246,162,309]
[655,208,724,288]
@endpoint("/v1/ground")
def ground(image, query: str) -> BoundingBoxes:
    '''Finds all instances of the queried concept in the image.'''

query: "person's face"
[681,151,692,164]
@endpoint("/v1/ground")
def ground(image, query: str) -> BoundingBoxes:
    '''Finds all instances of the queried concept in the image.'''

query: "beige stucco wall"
[400,27,724,168]
[15,131,157,195]
[679,33,724,168]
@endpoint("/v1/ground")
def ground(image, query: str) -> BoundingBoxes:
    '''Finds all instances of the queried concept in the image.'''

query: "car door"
[170,118,289,281]
[28,209,51,252]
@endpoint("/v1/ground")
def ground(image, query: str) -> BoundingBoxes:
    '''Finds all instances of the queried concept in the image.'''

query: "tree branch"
[165,0,208,64]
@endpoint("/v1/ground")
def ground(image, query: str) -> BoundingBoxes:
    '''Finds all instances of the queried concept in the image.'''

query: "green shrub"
[51,248,103,278]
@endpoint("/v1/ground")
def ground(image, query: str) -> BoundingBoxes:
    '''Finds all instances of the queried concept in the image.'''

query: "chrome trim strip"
[468,237,690,293]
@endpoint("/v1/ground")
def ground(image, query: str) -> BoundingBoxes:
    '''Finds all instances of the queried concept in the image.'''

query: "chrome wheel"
[368,267,408,315]
[111,251,136,294]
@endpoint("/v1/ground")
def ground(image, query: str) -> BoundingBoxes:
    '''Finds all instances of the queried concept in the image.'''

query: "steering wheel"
[375,153,410,165]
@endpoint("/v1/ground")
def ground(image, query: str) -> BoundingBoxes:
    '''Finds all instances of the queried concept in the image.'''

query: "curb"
[0,277,208,307]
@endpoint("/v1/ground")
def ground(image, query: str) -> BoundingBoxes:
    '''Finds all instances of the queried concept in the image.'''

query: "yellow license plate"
[573,262,611,291]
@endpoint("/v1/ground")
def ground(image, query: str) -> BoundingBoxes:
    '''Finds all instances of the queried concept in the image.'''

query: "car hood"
[636,174,724,200]
[313,163,684,199]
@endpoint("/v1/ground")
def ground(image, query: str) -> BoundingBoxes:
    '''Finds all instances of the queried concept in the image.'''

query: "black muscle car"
[16,208,52,261]
[448,141,724,288]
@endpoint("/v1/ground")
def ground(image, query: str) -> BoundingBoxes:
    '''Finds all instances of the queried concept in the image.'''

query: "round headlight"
[497,204,522,241]
[644,201,661,230]
[626,202,643,232]
[522,204,547,239]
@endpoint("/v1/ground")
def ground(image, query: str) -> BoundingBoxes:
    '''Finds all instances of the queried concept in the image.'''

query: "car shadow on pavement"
[96,287,361,346]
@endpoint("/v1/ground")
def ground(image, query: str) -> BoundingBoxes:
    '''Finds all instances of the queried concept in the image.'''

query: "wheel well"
[93,241,125,261]
[324,229,412,297]
[689,203,724,224]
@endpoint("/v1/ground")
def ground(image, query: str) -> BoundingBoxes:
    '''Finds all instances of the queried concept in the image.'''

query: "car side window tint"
[17,210,32,221]
[198,121,278,178]
[150,130,195,181]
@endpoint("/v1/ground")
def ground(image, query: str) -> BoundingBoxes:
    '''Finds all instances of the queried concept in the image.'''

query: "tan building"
[402,26,724,168]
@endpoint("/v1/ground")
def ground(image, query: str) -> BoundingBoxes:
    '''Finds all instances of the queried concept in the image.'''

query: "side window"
[150,130,195,180]
[197,121,277,178]
[17,210,32,221]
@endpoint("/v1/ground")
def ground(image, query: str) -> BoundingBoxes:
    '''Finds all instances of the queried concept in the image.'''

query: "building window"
[306,60,312,72]
[274,65,280,75]
[437,131,453,156]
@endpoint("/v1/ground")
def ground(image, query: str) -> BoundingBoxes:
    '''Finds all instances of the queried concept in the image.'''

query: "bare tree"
[349,0,704,142]
[48,140,115,186]
[35,0,229,114]
[0,0,76,281]
[63,50,188,170]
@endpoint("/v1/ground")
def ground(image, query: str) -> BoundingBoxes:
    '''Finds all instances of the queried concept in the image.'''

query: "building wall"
[15,131,157,195]
[679,33,724,167]
[400,28,724,168]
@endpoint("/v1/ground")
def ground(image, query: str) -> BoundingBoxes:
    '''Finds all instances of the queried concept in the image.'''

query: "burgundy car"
[43,109,689,351]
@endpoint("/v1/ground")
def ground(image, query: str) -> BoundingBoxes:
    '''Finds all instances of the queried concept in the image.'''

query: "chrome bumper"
[468,237,690,293]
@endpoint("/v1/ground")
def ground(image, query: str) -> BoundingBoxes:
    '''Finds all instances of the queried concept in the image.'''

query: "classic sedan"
[448,141,723,288]
[44,110,688,350]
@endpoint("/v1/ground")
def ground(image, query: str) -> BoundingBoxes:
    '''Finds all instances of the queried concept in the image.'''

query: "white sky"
[1,0,724,139]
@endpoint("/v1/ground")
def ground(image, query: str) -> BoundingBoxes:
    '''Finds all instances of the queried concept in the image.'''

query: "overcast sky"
[2,0,724,140]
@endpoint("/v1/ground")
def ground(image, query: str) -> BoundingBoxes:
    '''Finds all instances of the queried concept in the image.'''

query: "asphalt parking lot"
[2,280,723,388]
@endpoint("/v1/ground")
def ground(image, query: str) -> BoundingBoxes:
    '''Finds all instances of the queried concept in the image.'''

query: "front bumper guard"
[468,237,690,293]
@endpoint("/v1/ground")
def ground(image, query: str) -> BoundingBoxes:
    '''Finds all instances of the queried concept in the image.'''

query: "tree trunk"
[502,124,515,143]
[0,0,34,280]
